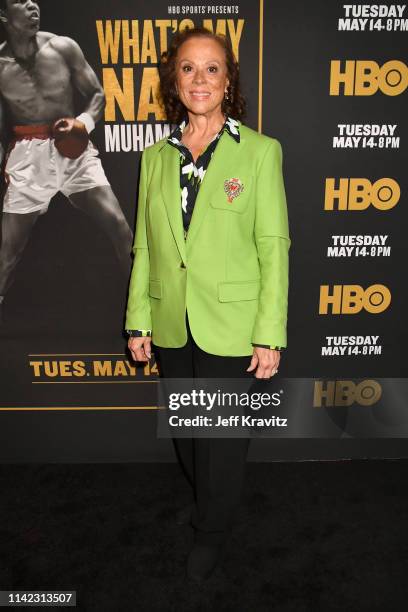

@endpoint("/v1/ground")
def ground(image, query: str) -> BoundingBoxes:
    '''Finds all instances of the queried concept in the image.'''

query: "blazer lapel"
[160,144,187,264]
[159,125,245,262]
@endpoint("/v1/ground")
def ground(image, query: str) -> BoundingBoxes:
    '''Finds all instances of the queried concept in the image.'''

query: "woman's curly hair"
[158,26,246,125]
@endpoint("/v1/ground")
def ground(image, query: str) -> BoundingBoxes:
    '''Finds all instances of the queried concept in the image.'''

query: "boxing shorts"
[2,124,110,215]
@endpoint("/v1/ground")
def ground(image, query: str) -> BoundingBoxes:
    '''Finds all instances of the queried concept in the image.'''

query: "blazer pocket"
[149,279,162,299]
[218,279,260,302]
[210,175,253,214]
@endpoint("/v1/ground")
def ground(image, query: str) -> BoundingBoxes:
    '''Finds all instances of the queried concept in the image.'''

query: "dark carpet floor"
[0,459,407,612]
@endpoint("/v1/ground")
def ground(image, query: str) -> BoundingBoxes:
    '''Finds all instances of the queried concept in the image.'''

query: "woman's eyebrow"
[179,58,221,64]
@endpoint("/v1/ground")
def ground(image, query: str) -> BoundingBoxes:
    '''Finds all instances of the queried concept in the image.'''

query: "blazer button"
[180,262,186,269]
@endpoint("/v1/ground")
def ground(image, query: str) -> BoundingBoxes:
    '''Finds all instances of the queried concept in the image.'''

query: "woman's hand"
[128,336,152,362]
[246,347,280,379]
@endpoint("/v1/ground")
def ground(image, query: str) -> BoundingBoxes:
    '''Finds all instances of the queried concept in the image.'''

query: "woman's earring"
[224,89,230,101]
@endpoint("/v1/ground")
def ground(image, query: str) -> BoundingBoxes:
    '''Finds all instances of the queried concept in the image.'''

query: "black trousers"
[152,311,253,545]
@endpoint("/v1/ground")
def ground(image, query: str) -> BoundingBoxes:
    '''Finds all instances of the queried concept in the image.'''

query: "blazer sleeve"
[125,150,152,331]
[251,139,291,348]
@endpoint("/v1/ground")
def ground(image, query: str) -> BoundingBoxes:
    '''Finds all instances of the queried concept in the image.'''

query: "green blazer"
[125,120,291,356]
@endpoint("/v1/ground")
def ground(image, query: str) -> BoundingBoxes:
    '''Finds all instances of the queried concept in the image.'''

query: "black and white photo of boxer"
[0,0,133,322]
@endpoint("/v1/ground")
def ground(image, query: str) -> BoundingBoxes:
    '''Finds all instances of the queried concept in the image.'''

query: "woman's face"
[175,36,230,117]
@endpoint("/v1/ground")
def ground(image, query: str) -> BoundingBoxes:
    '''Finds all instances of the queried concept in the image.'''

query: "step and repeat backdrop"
[0,1,406,461]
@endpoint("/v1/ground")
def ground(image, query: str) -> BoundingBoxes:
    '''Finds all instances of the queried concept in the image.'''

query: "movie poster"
[0,1,261,412]
[0,0,406,460]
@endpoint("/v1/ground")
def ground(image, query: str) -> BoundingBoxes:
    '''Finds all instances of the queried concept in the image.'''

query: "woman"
[125,26,290,581]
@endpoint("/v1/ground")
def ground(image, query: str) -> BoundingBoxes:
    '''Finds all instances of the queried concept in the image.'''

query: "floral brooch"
[224,177,244,203]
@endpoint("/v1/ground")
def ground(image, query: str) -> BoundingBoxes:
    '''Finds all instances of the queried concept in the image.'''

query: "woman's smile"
[190,91,211,100]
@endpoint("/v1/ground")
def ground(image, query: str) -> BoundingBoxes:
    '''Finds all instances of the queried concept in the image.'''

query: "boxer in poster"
[0,0,133,322]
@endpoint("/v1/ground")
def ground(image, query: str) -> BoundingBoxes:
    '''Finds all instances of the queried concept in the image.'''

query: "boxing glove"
[52,117,89,159]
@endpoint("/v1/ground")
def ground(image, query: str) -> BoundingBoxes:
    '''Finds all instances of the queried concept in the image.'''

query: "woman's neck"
[183,111,226,141]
